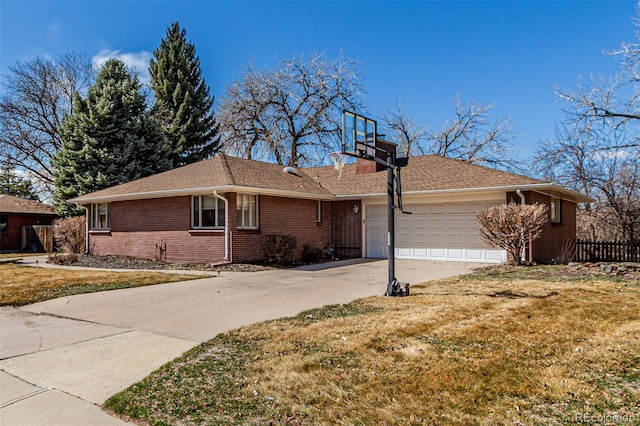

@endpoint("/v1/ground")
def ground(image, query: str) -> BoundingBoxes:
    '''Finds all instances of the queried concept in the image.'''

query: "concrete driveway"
[0,258,481,425]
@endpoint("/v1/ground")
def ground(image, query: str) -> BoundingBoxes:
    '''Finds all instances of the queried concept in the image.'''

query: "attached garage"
[365,201,507,263]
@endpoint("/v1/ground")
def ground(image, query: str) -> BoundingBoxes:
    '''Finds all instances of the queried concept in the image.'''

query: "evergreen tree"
[150,21,221,167]
[53,59,171,216]
[0,165,39,201]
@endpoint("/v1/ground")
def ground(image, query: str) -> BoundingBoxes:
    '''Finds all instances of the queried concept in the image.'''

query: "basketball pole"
[387,152,396,295]
[342,110,408,297]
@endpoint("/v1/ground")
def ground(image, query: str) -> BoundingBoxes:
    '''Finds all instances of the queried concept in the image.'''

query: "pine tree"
[53,59,171,216]
[150,21,221,167]
[0,165,39,201]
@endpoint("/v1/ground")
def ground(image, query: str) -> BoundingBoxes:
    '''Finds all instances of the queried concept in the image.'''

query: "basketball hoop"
[329,151,347,179]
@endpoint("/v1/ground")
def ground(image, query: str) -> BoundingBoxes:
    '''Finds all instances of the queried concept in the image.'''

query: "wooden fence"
[22,225,54,253]
[574,240,639,263]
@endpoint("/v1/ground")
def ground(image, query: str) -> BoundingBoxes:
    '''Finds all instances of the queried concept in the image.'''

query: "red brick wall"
[88,194,333,263]
[331,200,362,258]
[0,214,55,251]
[506,191,577,264]
[230,194,332,262]
[89,196,225,263]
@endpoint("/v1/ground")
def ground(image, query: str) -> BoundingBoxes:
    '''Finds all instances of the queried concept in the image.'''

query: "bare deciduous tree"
[218,53,364,167]
[381,101,426,157]
[427,96,519,171]
[0,53,95,195]
[557,10,640,131]
[477,202,549,266]
[537,8,640,242]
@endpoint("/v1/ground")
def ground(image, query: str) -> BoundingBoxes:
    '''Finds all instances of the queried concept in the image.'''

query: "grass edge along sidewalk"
[0,263,204,306]
[105,265,640,425]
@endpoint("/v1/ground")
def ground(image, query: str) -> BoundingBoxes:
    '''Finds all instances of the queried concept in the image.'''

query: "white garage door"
[366,203,506,263]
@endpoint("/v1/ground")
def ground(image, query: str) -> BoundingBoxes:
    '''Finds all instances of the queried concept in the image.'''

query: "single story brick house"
[0,194,58,252]
[68,146,591,264]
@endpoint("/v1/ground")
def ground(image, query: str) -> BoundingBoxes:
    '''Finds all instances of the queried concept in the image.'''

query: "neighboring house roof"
[68,153,593,204]
[0,194,57,215]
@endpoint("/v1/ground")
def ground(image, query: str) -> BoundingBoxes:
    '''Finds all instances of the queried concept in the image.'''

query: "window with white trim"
[316,200,322,223]
[91,203,110,230]
[237,194,258,229]
[192,195,225,229]
[550,197,562,223]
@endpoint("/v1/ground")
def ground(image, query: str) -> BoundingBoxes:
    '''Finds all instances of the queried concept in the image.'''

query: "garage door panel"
[448,249,465,260]
[366,202,506,263]
[466,250,484,261]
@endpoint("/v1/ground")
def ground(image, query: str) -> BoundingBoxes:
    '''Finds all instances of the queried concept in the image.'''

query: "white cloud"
[92,49,152,85]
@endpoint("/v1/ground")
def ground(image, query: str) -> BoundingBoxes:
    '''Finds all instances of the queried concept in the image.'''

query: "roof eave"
[67,182,593,205]
[68,185,334,204]
[0,210,58,215]
[334,183,593,203]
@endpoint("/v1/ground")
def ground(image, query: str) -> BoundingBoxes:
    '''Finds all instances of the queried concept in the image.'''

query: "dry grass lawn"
[0,263,203,306]
[105,266,640,425]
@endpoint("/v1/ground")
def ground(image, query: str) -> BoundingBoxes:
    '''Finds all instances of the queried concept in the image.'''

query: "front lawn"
[105,265,640,425]
[0,263,203,306]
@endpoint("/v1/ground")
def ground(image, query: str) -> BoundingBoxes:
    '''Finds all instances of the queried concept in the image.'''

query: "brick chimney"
[356,139,398,174]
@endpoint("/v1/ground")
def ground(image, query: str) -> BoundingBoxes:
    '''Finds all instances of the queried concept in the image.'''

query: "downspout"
[212,191,229,261]
[77,204,89,254]
[516,190,527,263]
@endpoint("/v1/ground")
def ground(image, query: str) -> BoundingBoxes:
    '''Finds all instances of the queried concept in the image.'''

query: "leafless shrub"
[477,202,549,266]
[554,239,576,265]
[260,234,298,265]
[301,244,323,264]
[48,253,78,265]
[52,216,86,254]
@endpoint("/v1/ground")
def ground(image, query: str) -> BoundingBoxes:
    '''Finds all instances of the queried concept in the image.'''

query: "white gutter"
[212,190,229,261]
[516,189,526,263]
[336,183,594,203]
[67,182,593,206]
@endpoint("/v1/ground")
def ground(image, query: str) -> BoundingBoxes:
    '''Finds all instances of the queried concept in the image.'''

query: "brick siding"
[89,194,333,263]
[506,191,577,264]
[230,194,332,262]
[90,197,224,263]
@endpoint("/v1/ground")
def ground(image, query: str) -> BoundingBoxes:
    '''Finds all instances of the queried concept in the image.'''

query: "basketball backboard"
[342,110,377,160]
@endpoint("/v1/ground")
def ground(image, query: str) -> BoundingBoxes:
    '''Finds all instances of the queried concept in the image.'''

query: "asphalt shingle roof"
[70,153,586,203]
[307,155,545,195]
[0,194,57,215]
[69,154,332,202]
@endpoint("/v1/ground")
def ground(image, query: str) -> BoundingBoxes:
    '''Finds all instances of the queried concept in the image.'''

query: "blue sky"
[1,0,637,163]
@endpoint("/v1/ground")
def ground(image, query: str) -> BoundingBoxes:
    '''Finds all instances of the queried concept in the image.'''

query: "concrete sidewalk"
[1,258,482,425]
